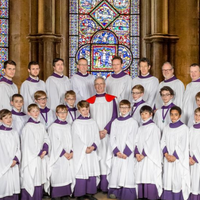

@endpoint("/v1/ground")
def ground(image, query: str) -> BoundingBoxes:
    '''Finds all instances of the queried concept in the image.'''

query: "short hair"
[78,57,88,64]
[56,105,68,113]
[160,86,174,96]
[28,61,39,69]
[0,109,12,120]
[4,60,16,69]
[195,92,200,100]
[34,90,47,100]
[112,56,123,64]
[94,76,105,85]
[65,90,76,99]
[77,100,89,110]
[194,107,200,114]
[132,84,144,93]
[27,103,40,112]
[140,105,153,115]
[170,106,182,115]
[190,63,200,70]
[119,99,131,108]
[162,61,174,69]
[53,58,64,67]
[11,94,23,102]
[138,57,151,67]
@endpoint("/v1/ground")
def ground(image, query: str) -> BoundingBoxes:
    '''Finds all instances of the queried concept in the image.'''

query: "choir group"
[0,56,200,200]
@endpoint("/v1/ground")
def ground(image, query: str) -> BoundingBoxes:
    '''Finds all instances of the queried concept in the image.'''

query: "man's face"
[190,66,200,81]
[112,59,123,74]
[53,60,64,75]
[139,61,150,76]
[3,64,16,79]
[28,64,40,77]
[94,78,105,94]
[77,59,88,74]
[162,63,174,79]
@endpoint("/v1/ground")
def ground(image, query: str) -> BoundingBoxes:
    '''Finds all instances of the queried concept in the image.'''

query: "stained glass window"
[69,0,140,78]
[0,0,9,76]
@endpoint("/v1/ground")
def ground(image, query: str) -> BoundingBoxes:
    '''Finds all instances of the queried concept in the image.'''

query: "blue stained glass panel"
[0,47,8,75]
[69,15,78,35]
[0,19,8,34]
[0,0,8,9]
[131,15,139,36]
[0,9,8,18]
[69,36,78,57]
[69,58,77,76]
[0,34,8,46]
[70,0,78,13]
[76,44,91,65]
[130,59,139,78]
[131,0,140,14]
[92,30,118,44]
[91,71,113,79]
[118,45,132,70]
[130,37,140,58]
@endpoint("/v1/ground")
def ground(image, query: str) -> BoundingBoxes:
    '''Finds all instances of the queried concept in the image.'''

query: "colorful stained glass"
[0,9,8,18]
[0,19,8,34]
[69,58,77,77]
[91,71,113,79]
[69,0,140,78]
[0,0,8,9]
[92,30,118,44]
[0,34,8,46]
[0,47,8,75]
[90,1,119,28]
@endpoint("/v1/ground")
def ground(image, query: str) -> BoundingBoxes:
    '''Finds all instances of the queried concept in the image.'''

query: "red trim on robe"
[86,95,96,104]
[105,94,116,102]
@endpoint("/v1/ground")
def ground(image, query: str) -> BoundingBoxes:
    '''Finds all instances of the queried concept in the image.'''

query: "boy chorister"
[20,104,50,200]
[0,109,21,200]
[34,90,56,130]
[72,100,100,200]
[135,105,162,200]
[107,100,138,200]
[11,94,28,136]
[64,90,79,124]
[161,106,190,200]
[48,105,75,200]
[154,86,175,132]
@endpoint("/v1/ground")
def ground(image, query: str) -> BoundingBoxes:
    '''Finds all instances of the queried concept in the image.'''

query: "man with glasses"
[155,62,185,109]
[71,57,96,103]
[20,61,46,113]
[87,76,118,193]
[106,56,132,102]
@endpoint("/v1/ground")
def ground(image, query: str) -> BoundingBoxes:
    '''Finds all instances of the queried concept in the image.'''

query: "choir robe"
[131,97,149,126]
[154,101,175,132]
[134,119,162,199]
[39,107,56,130]
[72,116,100,197]
[0,77,18,110]
[161,121,190,200]
[87,93,118,192]
[132,74,159,108]
[20,76,46,113]
[106,71,132,102]
[48,119,75,198]
[11,108,28,136]
[46,73,72,111]
[189,123,200,200]
[66,104,79,125]
[0,125,21,200]
[182,78,200,123]
[71,72,96,103]
[155,76,185,109]
[188,114,195,128]
[20,118,50,200]
[107,115,138,200]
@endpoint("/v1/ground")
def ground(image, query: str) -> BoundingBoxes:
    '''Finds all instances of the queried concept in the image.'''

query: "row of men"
[0,74,200,200]
[0,56,200,124]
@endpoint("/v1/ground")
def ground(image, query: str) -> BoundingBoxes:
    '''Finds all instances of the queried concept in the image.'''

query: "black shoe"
[77,196,85,200]
[86,195,98,200]
[62,196,70,200]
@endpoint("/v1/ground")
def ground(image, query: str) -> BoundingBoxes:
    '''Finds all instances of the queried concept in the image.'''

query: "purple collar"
[40,107,50,113]
[133,99,145,107]
[161,102,175,109]
[96,93,106,97]
[12,109,26,116]
[77,115,91,120]
[51,72,64,78]
[169,120,183,128]
[112,71,126,78]
[76,71,89,77]
[142,119,154,126]
[192,78,200,82]
[0,76,13,85]
[54,118,68,125]
[66,105,77,112]
[0,124,12,131]
[138,74,152,79]
[118,115,131,121]
[26,76,39,83]
[27,117,40,124]
[193,123,200,129]
[164,76,177,83]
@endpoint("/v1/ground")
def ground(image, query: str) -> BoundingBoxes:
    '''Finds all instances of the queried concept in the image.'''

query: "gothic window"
[69,0,140,78]
[0,0,9,75]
